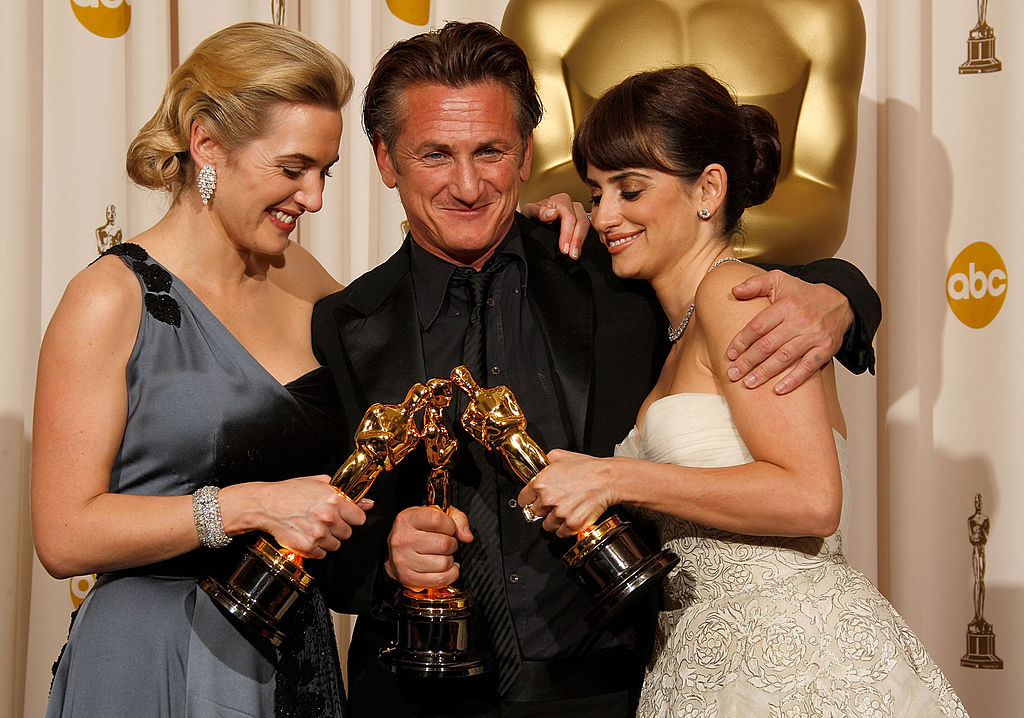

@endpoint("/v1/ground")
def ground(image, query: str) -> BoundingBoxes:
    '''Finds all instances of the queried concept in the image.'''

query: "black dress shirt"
[410,228,637,662]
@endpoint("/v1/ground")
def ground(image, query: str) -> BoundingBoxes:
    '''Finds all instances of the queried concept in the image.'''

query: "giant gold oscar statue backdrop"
[502,0,865,264]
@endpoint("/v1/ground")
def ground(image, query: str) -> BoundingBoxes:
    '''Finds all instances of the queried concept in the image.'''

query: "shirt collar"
[410,222,526,331]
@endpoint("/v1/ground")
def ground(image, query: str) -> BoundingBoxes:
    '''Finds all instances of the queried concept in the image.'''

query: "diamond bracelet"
[192,485,232,549]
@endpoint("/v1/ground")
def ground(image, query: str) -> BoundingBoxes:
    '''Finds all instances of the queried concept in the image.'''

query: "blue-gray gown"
[47,243,347,718]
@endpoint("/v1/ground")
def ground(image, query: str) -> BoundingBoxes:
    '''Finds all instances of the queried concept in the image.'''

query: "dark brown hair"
[362,21,542,152]
[126,22,352,196]
[572,65,781,238]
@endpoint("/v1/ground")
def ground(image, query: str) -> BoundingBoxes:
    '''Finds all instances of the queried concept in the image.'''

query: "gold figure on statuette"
[451,365,678,622]
[201,385,429,646]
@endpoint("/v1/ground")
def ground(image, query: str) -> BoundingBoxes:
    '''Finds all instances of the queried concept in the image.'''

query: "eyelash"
[282,167,334,179]
[589,189,642,206]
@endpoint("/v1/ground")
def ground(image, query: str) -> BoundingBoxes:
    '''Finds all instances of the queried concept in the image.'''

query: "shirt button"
[508,499,518,509]
[487,297,496,307]
[490,365,501,375]
[509,573,520,584]
[513,286,521,294]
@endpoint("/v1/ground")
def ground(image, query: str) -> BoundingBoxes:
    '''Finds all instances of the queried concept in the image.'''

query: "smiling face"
[206,102,342,256]
[586,165,703,282]
[374,82,532,268]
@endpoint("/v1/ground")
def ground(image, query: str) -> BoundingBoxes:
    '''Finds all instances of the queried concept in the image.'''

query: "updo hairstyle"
[126,22,353,196]
[571,65,781,238]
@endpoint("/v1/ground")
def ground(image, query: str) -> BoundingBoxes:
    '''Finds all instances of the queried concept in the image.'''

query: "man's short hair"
[363,21,543,152]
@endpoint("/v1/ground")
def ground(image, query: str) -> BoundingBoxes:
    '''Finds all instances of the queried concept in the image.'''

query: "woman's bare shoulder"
[42,252,143,364]
[695,259,765,319]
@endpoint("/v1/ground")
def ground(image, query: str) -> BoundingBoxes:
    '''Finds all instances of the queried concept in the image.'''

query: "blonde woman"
[34,23,364,717]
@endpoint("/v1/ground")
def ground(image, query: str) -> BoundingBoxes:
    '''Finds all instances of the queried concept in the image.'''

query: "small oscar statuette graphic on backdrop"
[961,493,1003,669]
[95,204,122,254]
[959,0,1002,74]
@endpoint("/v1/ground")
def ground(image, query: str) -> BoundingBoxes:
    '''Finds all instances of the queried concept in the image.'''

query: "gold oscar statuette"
[379,378,490,677]
[451,366,679,623]
[200,384,429,646]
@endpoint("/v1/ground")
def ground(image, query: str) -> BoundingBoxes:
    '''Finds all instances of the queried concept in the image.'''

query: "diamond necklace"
[667,256,744,343]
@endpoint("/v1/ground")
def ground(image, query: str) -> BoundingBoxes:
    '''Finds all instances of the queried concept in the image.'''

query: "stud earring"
[698,207,711,220]
[197,165,217,205]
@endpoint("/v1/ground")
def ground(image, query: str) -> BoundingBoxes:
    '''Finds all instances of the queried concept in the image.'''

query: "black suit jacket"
[312,214,665,711]
[311,213,879,715]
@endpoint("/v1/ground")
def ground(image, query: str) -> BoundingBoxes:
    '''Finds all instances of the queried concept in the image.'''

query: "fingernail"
[571,247,579,259]
[774,381,787,395]
[544,208,555,218]
[744,375,757,387]
[727,348,738,360]
[727,367,741,381]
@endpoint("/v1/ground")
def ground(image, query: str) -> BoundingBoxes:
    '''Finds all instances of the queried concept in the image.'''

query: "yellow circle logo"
[69,574,95,609]
[387,0,430,25]
[946,242,1008,328]
[71,0,131,39]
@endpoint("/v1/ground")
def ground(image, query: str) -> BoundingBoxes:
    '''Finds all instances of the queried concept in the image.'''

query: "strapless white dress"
[616,393,967,718]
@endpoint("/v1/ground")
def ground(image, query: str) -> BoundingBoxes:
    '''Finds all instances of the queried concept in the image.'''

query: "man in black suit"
[313,21,879,717]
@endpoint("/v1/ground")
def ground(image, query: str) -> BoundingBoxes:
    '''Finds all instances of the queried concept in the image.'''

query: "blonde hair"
[127,22,353,195]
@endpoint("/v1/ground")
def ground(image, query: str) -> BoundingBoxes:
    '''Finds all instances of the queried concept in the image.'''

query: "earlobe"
[373,135,399,189]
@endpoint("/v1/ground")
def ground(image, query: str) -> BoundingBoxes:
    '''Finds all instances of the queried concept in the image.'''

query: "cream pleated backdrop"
[3,1,1020,716]
[882,2,1022,715]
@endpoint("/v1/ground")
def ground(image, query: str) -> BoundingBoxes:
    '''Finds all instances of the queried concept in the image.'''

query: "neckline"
[667,256,744,343]
[636,392,726,436]
[122,244,318,389]
[634,391,847,445]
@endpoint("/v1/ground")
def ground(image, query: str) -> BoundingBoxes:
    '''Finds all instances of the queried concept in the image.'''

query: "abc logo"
[71,0,131,39]
[387,0,430,25]
[946,242,1008,329]
[69,574,96,609]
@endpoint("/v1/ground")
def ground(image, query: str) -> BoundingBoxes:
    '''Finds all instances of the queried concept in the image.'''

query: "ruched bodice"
[617,393,850,610]
[616,393,967,718]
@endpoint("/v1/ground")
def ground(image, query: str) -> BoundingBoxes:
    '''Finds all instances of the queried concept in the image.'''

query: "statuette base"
[563,516,679,624]
[200,536,313,647]
[380,587,489,678]
[961,622,1003,669]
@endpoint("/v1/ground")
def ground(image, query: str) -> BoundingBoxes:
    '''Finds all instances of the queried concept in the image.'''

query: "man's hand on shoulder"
[727,270,853,395]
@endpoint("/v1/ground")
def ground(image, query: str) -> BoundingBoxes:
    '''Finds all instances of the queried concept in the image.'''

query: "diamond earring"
[698,207,711,220]
[197,165,217,205]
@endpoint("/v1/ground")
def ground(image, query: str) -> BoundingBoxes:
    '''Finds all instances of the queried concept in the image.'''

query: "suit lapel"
[520,217,595,449]
[335,245,426,407]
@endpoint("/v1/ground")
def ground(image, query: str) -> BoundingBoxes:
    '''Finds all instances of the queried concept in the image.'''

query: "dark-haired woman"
[518,66,967,717]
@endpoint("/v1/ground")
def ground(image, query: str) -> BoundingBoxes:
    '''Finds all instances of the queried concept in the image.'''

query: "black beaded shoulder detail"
[105,243,181,327]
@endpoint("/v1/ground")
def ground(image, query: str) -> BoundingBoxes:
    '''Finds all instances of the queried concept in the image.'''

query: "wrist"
[600,456,629,507]
[841,301,855,338]
[216,482,266,536]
